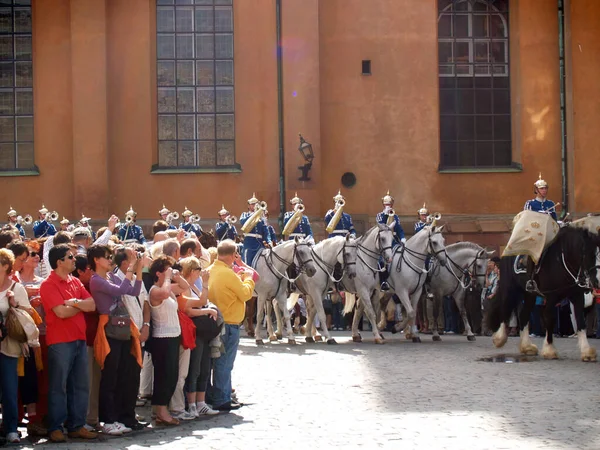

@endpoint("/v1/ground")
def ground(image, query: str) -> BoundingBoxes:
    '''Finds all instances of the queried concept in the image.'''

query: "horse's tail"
[486,256,520,332]
[286,292,301,310]
[343,292,357,315]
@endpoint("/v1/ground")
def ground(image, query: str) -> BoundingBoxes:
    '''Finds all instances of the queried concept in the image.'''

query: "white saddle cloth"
[502,210,560,264]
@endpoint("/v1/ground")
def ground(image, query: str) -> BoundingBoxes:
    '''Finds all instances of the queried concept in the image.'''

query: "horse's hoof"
[581,347,597,362]
[412,337,422,343]
[288,338,296,345]
[269,335,278,342]
[352,335,362,343]
[374,338,385,345]
[305,337,315,344]
[432,335,442,342]
[276,333,283,340]
[327,338,337,345]
[247,332,255,338]
[314,335,323,342]
[467,335,476,342]
[379,334,386,340]
[519,344,538,356]
[300,326,306,335]
[255,339,264,346]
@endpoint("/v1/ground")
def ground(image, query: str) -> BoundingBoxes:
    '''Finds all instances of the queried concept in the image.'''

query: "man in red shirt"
[40,244,98,443]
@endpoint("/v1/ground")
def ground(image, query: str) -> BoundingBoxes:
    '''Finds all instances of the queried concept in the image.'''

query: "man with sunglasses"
[40,244,98,443]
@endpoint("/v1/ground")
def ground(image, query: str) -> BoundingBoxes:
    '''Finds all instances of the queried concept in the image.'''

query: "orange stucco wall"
[570,0,600,213]
[0,0,594,229]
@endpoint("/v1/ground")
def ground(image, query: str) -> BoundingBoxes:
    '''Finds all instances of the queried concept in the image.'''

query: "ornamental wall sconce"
[297,133,314,181]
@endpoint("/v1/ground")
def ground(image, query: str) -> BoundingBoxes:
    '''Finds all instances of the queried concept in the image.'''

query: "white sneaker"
[7,432,20,443]
[173,410,196,421]
[115,422,132,433]
[83,424,96,432]
[188,404,198,418]
[196,403,219,416]
[102,423,123,436]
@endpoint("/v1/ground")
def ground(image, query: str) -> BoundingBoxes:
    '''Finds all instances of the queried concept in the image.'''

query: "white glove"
[401,238,407,244]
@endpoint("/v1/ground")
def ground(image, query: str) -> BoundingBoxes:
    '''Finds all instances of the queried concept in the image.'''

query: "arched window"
[438,0,511,168]
[156,0,236,169]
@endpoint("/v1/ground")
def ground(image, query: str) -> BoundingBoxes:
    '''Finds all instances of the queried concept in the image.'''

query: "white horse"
[253,238,317,345]
[387,225,448,342]
[341,224,395,344]
[427,242,494,341]
[286,235,359,344]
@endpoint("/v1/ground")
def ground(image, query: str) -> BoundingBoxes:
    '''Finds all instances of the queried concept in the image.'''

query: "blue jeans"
[47,340,89,433]
[210,324,240,406]
[443,296,459,333]
[332,301,344,329]
[0,353,19,433]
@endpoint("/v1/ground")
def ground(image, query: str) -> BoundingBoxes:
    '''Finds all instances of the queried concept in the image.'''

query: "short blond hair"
[217,239,237,256]
[180,256,202,278]
[207,247,218,264]
[0,248,15,273]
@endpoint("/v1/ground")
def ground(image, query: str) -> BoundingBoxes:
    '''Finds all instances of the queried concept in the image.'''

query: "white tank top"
[148,285,181,338]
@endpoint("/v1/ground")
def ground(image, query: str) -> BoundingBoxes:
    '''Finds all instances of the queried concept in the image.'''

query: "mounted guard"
[59,217,71,232]
[118,206,146,244]
[503,173,561,292]
[282,192,314,244]
[264,210,278,246]
[376,191,405,291]
[414,203,430,233]
[78,214,96,240]
[180,206,202,238]
[215,205,238,241]
[33,204,58,238]
[239,193,271,266]
[159,204,177,230]
[325,190,356,238]
[7,206,26,238]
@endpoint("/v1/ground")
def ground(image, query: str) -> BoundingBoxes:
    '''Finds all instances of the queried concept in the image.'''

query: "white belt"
[289,233,306,237]
[245,233,262,239]
[331,230,349,235]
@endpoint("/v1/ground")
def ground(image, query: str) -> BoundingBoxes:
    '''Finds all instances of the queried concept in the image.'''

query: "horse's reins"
[357,229,391,274]
[311,240,357,283]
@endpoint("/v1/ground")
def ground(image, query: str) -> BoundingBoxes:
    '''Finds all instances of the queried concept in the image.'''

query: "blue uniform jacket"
[215,221,238,241]
[324,210,356,238]
[118,223,146,244]
[267,224,278,245]
[414,221,428,234]
[376,211,405,244]
[524,198,557,221]
[33,220,57,238]
[12,223,25,238]
[240,211,271,266]
[283,211,314,241]
[180,221,203,238]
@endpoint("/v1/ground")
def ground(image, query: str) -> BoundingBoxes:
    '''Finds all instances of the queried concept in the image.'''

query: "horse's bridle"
[442,248,488,291]
[357,228,391,273]
[311,239,357,282]
[263,241,314,283]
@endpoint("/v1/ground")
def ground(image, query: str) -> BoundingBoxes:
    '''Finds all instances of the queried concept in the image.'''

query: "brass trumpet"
[17,215,33,226]
[241,201,267,234]
[46,211,59,222]
[326,199,345,234]
[426,212,442,224]
[282,203,305,236]
[226,215,237,225]
[386,208,396,227]
[190,214,201,223]
[166,212,179,223]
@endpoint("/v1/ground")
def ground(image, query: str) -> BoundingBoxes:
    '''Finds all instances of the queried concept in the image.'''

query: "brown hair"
[149,255,176,282]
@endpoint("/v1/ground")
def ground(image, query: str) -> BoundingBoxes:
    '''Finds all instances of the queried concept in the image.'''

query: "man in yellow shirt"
[207,239,255,411]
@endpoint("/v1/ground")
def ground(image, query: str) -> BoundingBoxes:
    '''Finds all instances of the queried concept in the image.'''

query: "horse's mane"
[447,241,484,252]
[555,226,596,254]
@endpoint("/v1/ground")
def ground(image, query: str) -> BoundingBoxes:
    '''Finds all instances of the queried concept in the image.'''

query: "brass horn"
[386,208,396,227]
[226,215,237,225]
[17,215,33,226]
[46,211,59,222]
[282,203,305,236]
[190,214,201,223]
[326,199,345,234]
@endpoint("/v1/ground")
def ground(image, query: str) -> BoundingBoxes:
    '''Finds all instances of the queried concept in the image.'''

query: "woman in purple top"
[88,244,144,436]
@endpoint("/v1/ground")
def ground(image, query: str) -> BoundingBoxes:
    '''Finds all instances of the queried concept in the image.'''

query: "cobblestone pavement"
[14,332,600,450]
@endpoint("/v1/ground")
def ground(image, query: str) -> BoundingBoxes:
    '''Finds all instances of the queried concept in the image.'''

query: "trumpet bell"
[226,215,237,224]
[294,203,305,213]
[190,214,201,223]
[171,212,179,220]
[48,212,59,222]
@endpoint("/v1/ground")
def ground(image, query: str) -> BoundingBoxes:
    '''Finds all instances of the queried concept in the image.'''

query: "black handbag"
[104,300,131,341]
[0,310,7,342]
[193,311,222,342]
